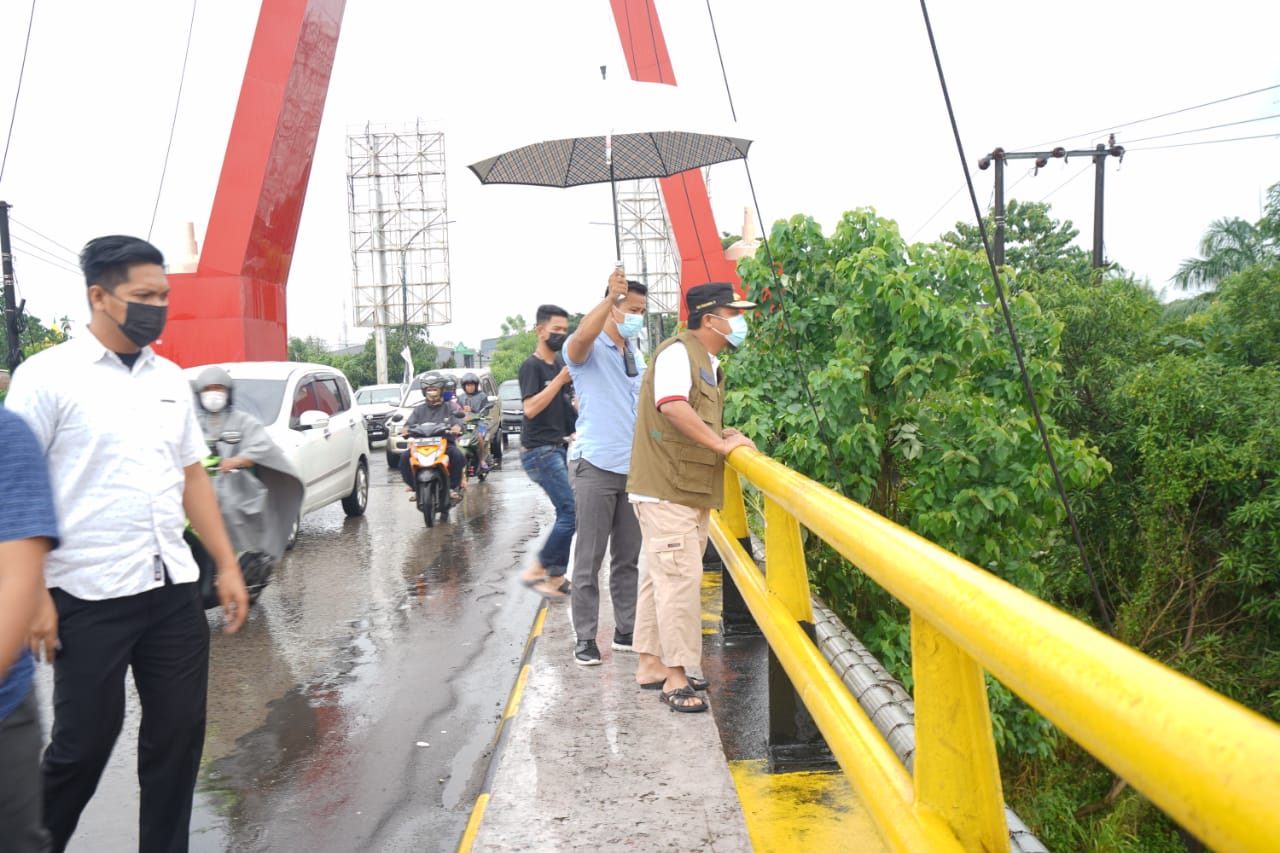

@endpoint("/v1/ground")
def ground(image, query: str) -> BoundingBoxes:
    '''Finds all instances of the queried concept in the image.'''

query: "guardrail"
[710,447,1280,853]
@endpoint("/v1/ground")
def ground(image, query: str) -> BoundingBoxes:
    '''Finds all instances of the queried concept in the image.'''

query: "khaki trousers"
[632,501,710,670]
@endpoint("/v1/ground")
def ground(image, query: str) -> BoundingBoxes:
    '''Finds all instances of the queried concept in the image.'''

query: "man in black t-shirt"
[517,304,577,601]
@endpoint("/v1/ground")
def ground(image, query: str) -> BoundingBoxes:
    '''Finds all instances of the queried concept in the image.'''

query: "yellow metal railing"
[710,447,1280,853]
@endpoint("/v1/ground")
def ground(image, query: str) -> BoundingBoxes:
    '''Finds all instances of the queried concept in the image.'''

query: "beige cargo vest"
[626,331,726,509]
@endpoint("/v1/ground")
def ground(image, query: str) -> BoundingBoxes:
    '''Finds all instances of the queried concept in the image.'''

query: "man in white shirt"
[625,283,757,714]
[6,234,247,853]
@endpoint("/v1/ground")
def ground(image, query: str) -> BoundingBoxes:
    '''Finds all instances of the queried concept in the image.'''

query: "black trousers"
[43,582,209,853]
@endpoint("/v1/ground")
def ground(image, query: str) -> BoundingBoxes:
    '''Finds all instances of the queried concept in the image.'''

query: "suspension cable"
[704,0,847,493]
[148,0,199,241]
[0,0,38,186]
[917,0,1113,633]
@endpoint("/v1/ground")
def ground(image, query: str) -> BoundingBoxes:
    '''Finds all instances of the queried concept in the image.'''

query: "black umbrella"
[468,130,752,261]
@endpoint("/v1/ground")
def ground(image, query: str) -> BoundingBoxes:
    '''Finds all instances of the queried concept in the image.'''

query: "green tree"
[286,336,332,363]
[2,310,71,402]
[728,210,1108,755]
[287,327,435,390]
[488,314,536,384]
[1,309,70,362]
[941,199,1092,283]
[1171,179,1279,291]
[1171,216,1271,291]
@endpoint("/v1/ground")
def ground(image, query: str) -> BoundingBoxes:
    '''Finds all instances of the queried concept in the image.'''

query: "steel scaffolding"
[347,123,452,381]
[614,180,680,349]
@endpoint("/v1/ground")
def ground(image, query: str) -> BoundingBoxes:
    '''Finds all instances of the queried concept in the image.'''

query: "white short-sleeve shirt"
[6,334,208,600]
[630,342,720,504]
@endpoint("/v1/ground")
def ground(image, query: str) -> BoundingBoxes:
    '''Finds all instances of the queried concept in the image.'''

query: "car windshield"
[499,382,521,402]
[357,387,401,405]
[398,387,426,408]
[232,378,287,424]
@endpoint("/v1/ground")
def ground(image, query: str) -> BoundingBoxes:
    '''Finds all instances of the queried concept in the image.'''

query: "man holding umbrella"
[627,282,757,713]
[563,267,648,665]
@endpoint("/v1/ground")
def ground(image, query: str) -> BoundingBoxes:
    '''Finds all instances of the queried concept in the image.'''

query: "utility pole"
[979,139,1124,269]
[992,152,1005,267]
[1091,135,1117,269]
[1,201,24,372]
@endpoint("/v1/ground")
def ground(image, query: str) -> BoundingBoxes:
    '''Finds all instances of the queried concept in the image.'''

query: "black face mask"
[106,292,167,348]
[545,332,567,353]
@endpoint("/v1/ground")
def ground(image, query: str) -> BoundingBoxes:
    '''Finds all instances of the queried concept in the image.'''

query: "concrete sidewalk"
[465,564,753,852]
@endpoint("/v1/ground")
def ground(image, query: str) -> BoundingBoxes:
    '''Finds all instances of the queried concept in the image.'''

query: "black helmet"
[443,376,458,394]
[421,371,445,390]
[461,372,479,388]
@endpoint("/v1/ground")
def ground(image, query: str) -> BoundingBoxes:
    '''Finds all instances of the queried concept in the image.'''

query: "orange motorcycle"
[406,422,455,527]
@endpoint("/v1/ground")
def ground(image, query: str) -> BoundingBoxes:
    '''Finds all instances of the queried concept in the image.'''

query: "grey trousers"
[569,457,641,641]
[0,690,52,853]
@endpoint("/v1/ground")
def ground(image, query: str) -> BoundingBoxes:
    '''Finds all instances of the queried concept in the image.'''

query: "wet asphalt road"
[35,442,551,853]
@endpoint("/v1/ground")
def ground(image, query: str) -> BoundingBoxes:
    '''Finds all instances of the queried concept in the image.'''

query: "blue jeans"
[520,444,575,577]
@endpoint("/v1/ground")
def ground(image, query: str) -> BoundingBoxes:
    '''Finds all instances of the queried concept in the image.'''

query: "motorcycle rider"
[399,371,468,502]
[192,367,304,595]
[456,372,492,473]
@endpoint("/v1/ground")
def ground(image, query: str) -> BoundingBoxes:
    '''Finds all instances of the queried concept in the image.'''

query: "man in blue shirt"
[0,407,59,852]
[563,269,648,665]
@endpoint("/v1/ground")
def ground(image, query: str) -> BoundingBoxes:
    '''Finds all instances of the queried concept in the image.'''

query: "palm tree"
[1171,217,1269,291]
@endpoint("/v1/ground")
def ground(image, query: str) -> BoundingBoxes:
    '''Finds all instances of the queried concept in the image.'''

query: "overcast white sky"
[2,0,1277,351]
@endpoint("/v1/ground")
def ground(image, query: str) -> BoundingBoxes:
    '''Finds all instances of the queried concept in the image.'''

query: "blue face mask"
[615,312,644,338]
[715,314,749,348]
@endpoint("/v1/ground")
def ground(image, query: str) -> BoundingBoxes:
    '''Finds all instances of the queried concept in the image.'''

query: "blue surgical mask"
[715,314,749,348]
[616,312,644,338]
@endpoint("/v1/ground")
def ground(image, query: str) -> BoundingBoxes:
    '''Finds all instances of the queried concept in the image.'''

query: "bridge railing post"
[762,494,834,771]
[911,613,1010,853]
[716,464,758,636]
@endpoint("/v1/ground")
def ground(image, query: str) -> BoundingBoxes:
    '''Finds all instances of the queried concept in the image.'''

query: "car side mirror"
[297,409,330,431]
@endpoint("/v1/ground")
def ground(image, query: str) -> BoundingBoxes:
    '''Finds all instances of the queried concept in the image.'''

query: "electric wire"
[0,0,38,186]
[621,0,640,83]
[1120,112,1280,146]
[909,180,969,241]
[917,0,1114,633]
[640,0,668,84]
[704,0,847,493]
[147,0,198,241]
[8,216,79,263]
[705,0,737,121]
[9,234,82,278]
[1126,131,1280,152]
[1037,163,1093,204]
[1018,82,1280,150]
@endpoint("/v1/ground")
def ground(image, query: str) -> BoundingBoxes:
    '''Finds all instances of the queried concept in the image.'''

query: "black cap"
[685,282,756,324]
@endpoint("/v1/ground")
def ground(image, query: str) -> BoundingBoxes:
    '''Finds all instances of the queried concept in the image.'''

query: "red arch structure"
[155,0,347,367]
[156,0,731,366]
[607,0,741,319]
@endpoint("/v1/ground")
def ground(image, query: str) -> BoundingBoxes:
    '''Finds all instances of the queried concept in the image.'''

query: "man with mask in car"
[399,371,468,502]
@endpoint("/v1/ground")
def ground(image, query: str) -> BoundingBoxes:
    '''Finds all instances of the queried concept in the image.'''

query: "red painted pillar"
[155,0,347,367]
[608,0,740,321]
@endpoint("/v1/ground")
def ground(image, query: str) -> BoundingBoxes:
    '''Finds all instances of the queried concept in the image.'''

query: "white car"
[354,383,404,447]
[185,361,371,542]
[383,367,502,466]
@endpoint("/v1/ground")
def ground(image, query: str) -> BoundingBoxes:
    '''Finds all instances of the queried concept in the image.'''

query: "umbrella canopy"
[468,130,752,261]
[468,131,751,187]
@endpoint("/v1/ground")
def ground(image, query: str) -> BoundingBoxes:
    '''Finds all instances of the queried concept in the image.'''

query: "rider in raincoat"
[190,366,304,605]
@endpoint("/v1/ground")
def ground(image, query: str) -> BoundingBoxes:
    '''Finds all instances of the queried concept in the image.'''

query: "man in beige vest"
[627,283,757,713]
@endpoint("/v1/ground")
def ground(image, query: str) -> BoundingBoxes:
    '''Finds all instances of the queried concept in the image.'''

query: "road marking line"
[456,793,489,853]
